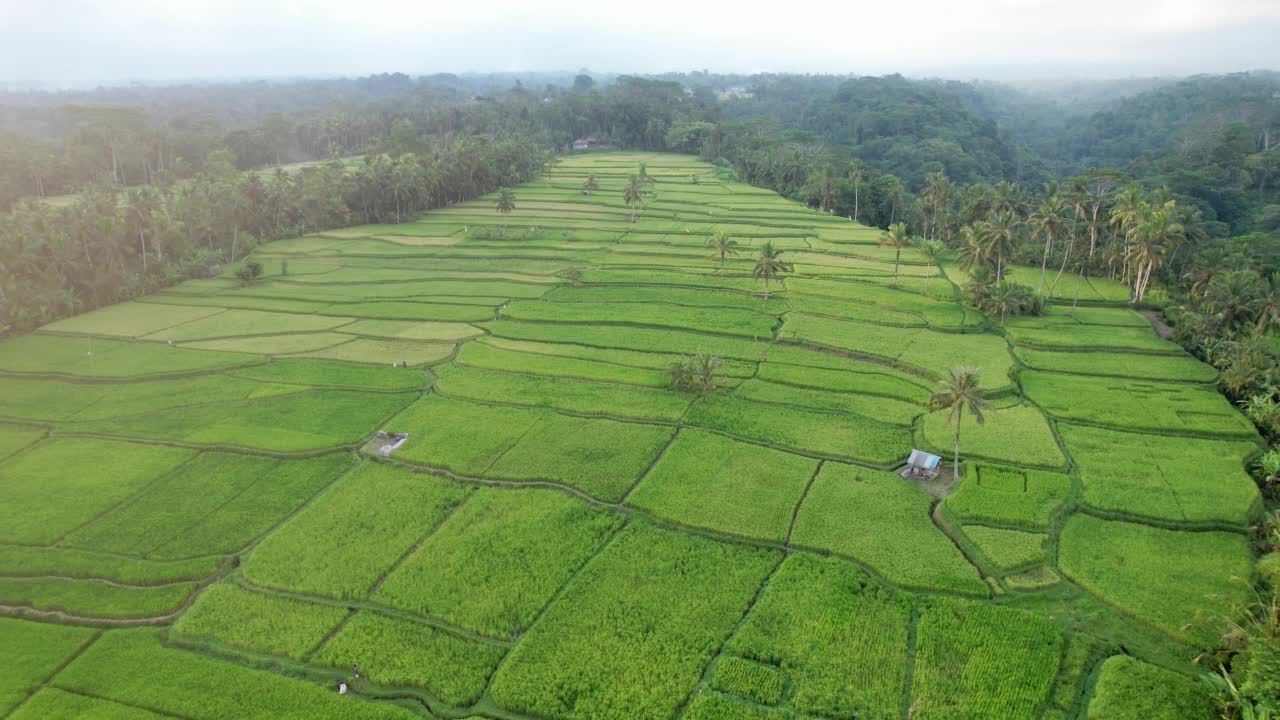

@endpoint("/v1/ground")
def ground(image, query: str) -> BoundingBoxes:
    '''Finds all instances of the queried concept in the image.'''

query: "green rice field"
[0,152,1260,719]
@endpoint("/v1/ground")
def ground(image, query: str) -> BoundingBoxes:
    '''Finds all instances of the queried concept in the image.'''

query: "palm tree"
[918,239,945,296]
[1257,273,1280,337]
[957,223,992,272]
[1029,192,1067,297]
[1127,203,1184,303]
[671,352,722,396]
[929,366,990,482]
[495,187,516,215]
[706,231,740,275]
[1109,184,1144,284]
[623,174,645,223]
[986,211,1020,286]
[752,241,793,300]
[848,160,865,223]
[581,174,598,196]
[922,172,951,242]
[880,222,911,288]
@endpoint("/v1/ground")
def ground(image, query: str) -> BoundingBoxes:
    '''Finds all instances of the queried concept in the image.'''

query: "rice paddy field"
[0,153,1261,719]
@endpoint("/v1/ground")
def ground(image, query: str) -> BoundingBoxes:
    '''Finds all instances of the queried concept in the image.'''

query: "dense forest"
[2,69,1280,433]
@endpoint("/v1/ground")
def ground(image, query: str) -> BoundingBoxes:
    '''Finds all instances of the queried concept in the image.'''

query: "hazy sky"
[3,0,1278,88]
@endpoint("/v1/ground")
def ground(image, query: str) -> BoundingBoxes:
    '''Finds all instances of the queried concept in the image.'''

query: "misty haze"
[1,2,1279,720]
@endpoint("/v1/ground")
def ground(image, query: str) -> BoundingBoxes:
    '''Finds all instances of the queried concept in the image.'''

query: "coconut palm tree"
[918,238,945,296]
[1109,184,1144,284]
[922,172,951,242]
[957,223,992,272]
[623,174,645,223]
[752,241,792,300]
[1029,192,1067,297]
[929,366,990,481]
[880,222,911,288]
[495,187,516,215]
[848,160,865,223]
[1257,273,1280,337]
[706,231,740,275]
[581,174,598,196]
[1127,203,1184,303]
[986,211,1020,286]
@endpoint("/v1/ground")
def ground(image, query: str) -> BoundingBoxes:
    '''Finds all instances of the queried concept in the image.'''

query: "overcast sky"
[2,0,1278,88]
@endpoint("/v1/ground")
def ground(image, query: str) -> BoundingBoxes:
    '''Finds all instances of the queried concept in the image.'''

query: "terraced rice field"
[0,153,1256,719]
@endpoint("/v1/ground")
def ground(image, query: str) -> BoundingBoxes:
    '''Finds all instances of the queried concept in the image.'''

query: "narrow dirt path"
[1140,309,1174,340]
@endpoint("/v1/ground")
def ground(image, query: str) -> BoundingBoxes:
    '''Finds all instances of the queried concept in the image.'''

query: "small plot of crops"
[69,388,415,453]
[726,554,912,717]
[312,611,507,706]
[1057,423,1261,526]
[142,308,354,342]
[780,313,1014,381]
[544,284,788,313]
[9,687,173,719]
[759,349,933,403]
[627,429,819,542]
[0,617,97,715]
[64,452,351,558]
[485,412,675,501]
[790,463,986,595]
[182,331,353,355]
[503,298,778,338]
[733,378,921,426]
[41,301,225,338]
[786,293,928,328]
[0,333,260,377]
[1086,656,1215,720]
[685,394,911,466]
[961,526,1047,572]
[53,629,418,720]
[456,340,671,386]
[172,583,346,659]
[230,358,427,391]
[0,438,195,545]
[479,335,757,378]
[390,395,674,500]
[0,546,219,585]
[0,576,197,619]
[294,337,454,366]
[576,267,771,293]
[1057,514,1254,643]
[1022,370,1256,437]
[486,319,766,360]
[919,403,1066,468]
[708,656,786,705]
[1004,319,1178,353]
[1013,346,1216,382]
[942,463,1072,529]
[340,319,484,341]
[321,300,498,322]
[788,276,971,329]
[910,597,1064,720]
[488,521,779,720]
[243,462,470,600]
[374,487,623,636]
[434,365,691,422]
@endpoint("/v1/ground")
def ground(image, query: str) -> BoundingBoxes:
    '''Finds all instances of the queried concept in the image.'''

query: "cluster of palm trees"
[931,173,1196,307]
